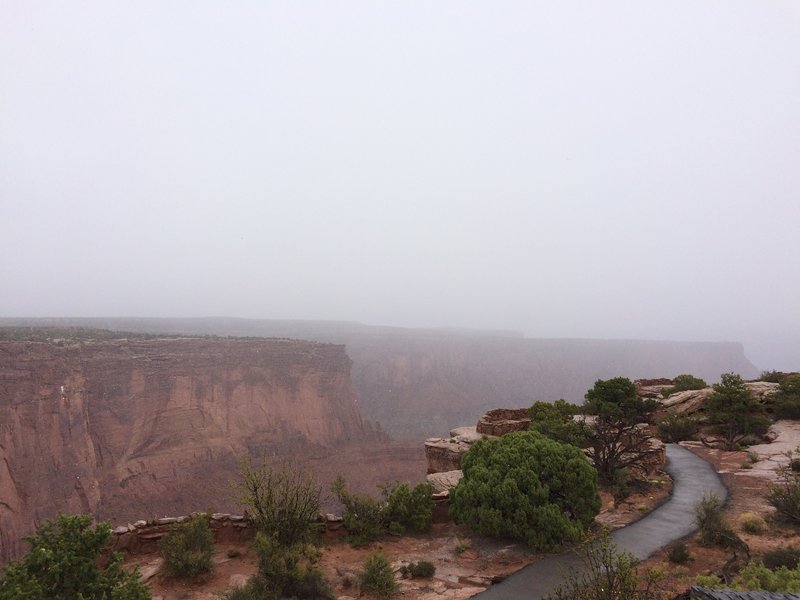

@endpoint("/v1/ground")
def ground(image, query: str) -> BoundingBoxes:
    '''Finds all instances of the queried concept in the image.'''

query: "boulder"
[425,437,471,474]
[426,470,463,494]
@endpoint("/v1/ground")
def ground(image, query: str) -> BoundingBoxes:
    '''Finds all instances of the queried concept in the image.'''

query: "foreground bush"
[233,458,322,547]
[546,529,665,599]
[358,552,397,599]
[449,431,600,551]
[400,560,436,579]
[737,512,768,535]
[251,533,332,599]
[734,561,800,593]
[694,492,736,547]
[332,476,389,545]
[159,512,214,578]
[0,514,150,600]
[332,478,435,543]
[763,547,800,570]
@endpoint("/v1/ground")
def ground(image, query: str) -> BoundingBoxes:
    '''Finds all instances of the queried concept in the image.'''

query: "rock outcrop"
[659,382,780,414]
[0,337,419,561]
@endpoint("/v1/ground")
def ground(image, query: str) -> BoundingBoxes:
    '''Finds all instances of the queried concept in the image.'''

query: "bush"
[251,533,332,599]
[761,370,788,383]
[763,547,800,570]
[232,458,322,547]
[767,452,800,523]
[449,431,600,551]
[0,514,150,600]
[694,492,736,547]
[400,561,436,579]
[332,476,388,545]
[733,561,800,593]
[358,552,397,599]
[774,375,800,420]
[584,377,658,424]
[546,529,666,599]
[666,542,691,564]
[656,414,699,442]
[529,399,592,447]
[159,512,214,578]
[704,373,770,450]
[384,482,435,534]
[662,374,707,397]
[738,512,768,535]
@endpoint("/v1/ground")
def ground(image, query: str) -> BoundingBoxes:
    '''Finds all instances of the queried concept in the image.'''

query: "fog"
[1,2,798,369]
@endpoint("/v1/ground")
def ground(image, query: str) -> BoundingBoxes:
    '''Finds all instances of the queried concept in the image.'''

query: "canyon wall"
[0,319,759,441]
[0,337,423,561]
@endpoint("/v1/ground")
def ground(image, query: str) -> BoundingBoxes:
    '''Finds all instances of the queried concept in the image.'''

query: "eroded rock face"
[659,381,780,414]
[0,338,375,561]
[476,408,531,436]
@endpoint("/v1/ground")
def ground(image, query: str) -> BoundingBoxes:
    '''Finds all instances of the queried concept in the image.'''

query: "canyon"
[0,318,759,440]
[0,336,421,561]
[0,319,760,562]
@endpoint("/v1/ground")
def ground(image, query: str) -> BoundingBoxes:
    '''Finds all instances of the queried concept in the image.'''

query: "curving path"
[475,444,727,599]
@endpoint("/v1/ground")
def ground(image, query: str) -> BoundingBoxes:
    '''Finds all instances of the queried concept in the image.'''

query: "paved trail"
[475,444,727,599]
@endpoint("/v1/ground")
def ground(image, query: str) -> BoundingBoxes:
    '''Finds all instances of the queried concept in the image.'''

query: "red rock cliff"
[0,337,370,560]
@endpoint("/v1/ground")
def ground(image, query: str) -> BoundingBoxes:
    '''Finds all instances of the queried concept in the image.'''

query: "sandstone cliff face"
[0,338,372,561]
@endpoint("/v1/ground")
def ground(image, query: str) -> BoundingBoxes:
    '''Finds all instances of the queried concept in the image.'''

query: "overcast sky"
[1,1,798,369]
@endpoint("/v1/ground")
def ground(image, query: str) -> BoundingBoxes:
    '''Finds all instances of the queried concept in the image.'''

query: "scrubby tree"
[584,377,657,424]
[232,457,322,547]
[704,372,770,450]
[529,399,592,447]
[0,514,150,600]
[449,431,600,551]
[583,378,661,484]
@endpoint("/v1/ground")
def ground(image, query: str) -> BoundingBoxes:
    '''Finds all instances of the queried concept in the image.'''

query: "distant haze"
[1,2,798,370]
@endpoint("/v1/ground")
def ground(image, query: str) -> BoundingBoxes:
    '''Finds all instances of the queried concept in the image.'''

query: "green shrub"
[384,482,435,534]
[546,529,666,599]
[666,542,691,564]
[358,552,397,599]
[694,492,736,547]
[452,537,471,556]
[529,399,592,447]
[449,431,600,551]
[332,476,388,546]
[159,512,215,578]
[760,370,788,383]
[403,561,435,579]
[662,374,707,398]
[233,458,322,547]
[705,373,770,450]
[0,514,151,600]
[738,512,768,534]
[733,561,800,593]
[774,375,800,420]
[584,377,658,424]
[763,547,800,570]
[612,467,632,501]
[656,414,699,442]
[251,533,332,599]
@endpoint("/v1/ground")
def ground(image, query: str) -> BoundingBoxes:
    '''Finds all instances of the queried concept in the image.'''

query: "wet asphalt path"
[474,444,728,599]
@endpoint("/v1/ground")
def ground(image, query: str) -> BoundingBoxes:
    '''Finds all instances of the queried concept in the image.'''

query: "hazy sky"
[1,2,799,368]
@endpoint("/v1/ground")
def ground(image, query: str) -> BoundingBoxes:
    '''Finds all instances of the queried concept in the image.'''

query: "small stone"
[156,517,177,525]
[113,526,129,535]
[133,520,147,528]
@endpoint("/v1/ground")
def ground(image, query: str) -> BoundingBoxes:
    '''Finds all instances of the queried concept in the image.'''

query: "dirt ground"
[128,475,672,600]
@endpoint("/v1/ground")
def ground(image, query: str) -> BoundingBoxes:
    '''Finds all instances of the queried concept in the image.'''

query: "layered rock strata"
[0,337,378,561]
